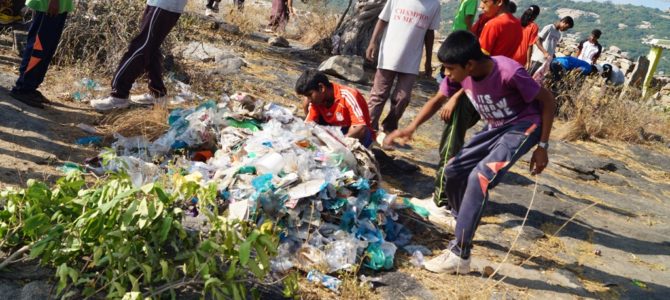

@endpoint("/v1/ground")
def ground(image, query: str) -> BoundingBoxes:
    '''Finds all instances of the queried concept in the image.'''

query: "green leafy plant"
[0,169,285,299]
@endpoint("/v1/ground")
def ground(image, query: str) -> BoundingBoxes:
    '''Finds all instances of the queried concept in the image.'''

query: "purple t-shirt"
[439,56,542,128]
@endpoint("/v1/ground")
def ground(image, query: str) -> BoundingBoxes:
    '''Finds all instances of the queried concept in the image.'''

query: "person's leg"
[527,60,542,75]
[367,69,396,132]
[111,6,178,99]
[13,11,67,93]
[206,0,215,8]
[425,121,540,273]
[433,95,481,208]
[380,72,417,133]
[449,121,540,259]
[145,11,181,98]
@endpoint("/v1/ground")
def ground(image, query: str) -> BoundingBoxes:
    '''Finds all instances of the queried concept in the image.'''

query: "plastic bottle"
[410,250,424,267]
[307,270,341,293]
[75,136,103,146]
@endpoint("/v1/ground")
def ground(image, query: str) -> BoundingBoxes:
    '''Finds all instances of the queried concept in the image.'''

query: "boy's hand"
[383,128,414,149]
[48,0,60,16]
[366,44,378,62]
[439,98,457,122]
[529,147,548,175]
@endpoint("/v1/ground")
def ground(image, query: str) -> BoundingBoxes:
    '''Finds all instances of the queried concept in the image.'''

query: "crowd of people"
[1,0,628,276]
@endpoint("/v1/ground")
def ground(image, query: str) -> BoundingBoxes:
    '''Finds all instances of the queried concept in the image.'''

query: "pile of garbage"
[82,93,429,292]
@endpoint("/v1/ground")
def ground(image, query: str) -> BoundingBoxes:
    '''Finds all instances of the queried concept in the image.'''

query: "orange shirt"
[513,22,539,65]
[306,83,373,130]
[479,13,522,59]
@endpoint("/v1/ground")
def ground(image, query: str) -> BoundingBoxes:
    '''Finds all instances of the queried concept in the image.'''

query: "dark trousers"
[433,96,480,208]
[367,69,418,132]
[444,121,540,259]
[13,11,67,92]
[111,6,180,99]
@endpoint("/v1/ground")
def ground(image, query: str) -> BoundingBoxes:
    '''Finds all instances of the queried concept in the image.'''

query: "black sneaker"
[10,89,45,109]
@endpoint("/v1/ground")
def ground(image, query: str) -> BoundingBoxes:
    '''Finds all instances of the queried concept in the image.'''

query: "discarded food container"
[307,270,341,293]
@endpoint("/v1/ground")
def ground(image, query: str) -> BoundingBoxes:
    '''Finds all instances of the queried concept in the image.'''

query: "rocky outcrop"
[318,55,366,83]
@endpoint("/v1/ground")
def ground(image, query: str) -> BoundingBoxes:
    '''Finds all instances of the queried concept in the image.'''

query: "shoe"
[10,89,44,109]
[0,6,22,25]
[130,93,166,105]
[90,96,129,111]
[423,251,471,274]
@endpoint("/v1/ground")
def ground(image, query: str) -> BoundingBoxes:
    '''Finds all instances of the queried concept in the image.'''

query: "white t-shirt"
[147,0,188,13]
[577,39,602,63]
[531,24,561,63]
[377,0,441,75]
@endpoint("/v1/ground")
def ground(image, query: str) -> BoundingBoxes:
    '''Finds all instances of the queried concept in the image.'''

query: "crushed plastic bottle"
[410,250,424,267]
[307,270,342,293]
[75,136,103,146]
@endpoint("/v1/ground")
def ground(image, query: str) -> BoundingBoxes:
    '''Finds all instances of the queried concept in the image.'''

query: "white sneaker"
[130,93,166,105]
[423,251,471,274]
[90,96,129,111]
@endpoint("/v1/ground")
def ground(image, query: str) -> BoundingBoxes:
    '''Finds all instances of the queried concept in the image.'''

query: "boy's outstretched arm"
[530,87,556,175]
[366,20,388,61]
[383,91,454,146]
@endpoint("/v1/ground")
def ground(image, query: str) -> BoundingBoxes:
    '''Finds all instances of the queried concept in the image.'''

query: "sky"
[573,0,670,10]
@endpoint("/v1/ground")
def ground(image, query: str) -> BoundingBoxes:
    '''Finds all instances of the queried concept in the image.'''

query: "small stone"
[268,36,290,48]
[594,249,602,256]
[483,266,495,277]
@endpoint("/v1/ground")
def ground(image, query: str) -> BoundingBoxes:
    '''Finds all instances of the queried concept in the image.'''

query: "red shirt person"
[512,5,541,67]
[477,0,522,58]
[296,69,375,147]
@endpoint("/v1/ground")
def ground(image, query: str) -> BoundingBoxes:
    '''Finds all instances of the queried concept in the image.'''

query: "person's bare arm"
[346,125,367,140]
[383,91,451,146]
[366,20,388,61]
[287,0,294,14]
[423,30,435,76]
[529,87,556,175]
[465,15,474,32]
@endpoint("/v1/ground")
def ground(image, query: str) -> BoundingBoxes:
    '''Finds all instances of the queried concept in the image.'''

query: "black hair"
[591,29,602,39]
[507,1,517,13]
[602,64,612,78]
[560,16,574,28]
[437,30,487,67]
[295,69,332,95]
[520,5,540,27]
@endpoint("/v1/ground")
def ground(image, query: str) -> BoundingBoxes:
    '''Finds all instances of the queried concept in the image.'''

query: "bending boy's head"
[601,64,612,78]
[558,16,574,31]
[295,69,333,106]
[437,30,488,83]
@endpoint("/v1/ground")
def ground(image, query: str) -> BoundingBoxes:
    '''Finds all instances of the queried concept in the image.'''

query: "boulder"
[182,42,229,62]
[208,57,246,76]
[318,55,366,83]
[626,56,649,87]
[268,36,289,48]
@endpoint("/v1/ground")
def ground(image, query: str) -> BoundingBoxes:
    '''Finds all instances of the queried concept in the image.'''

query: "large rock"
[318,55,366,83]
[268,36,289,48]
[626,56,649,87]
[182,42,230,62]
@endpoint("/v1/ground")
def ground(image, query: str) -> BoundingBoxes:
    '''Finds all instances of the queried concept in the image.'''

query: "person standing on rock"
[90,0,187,111]
[576,29,603,65]
[527,16,574,77]
[452,0,478,32]
[385,31,555,274]
[9,0,74,108]
[295,69,375,147]
[365,0,441,137]
[512,5,540,68]
[267,0,293,33]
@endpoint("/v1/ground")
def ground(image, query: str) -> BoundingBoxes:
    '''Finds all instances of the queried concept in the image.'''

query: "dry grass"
[99,105,169,141]
[552,73,670,143]
[290,11,338,45]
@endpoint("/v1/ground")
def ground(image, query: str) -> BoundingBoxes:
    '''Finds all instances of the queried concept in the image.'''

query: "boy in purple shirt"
[385,30,555,274]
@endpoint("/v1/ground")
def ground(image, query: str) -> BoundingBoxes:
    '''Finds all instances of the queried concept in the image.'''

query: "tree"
[330,0,386,58]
